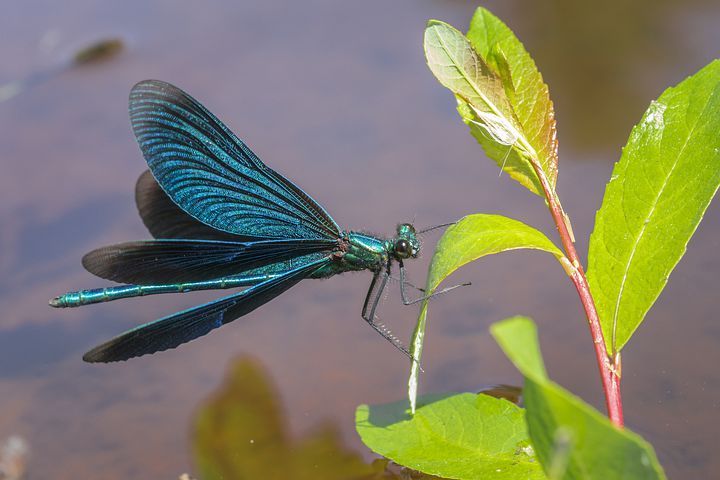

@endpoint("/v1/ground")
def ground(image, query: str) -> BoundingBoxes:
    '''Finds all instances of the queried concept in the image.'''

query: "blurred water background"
[1,0,719,478]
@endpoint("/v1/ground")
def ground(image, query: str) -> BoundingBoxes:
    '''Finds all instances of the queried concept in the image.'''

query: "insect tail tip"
[49,296,62,308]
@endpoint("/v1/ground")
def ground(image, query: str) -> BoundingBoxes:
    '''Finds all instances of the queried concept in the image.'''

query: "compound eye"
[398,223,415,234]
[395,239,411,258]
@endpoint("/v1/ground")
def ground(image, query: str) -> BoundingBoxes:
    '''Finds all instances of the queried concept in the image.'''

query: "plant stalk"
[532,163,624,427]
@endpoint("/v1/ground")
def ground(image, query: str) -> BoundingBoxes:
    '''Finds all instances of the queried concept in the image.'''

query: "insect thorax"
[337,232,389,271]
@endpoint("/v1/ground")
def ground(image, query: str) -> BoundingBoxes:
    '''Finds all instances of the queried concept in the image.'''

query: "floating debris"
[0,436,29,480]
[0,36,125,103]
[72,38,124,66]
[478,384,523,406]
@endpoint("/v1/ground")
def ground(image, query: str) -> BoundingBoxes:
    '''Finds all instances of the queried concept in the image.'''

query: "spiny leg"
[398,260,471,306]
[361,267,413,360]
[388,275,425,294]
[361,270,381,319]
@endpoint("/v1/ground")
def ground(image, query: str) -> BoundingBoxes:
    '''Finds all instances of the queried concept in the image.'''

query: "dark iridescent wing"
[135,170,243,241]
[83,256,330,363]
[129,80,340,240]
[82,238,337,284]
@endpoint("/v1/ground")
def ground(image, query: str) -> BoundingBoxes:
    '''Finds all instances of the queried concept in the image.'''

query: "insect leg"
[388,275,425,293]
[398,260,471,306]
[361,266,413,360]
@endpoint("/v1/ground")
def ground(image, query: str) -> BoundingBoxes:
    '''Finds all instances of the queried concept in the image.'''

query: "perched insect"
[50,80,467,363]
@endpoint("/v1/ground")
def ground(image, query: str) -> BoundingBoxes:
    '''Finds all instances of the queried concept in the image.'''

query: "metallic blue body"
[50,80,422,363]
[51,274,274,308]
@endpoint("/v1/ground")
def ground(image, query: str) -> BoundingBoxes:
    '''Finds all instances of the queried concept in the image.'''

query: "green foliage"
[587,60,720,353]
[409,214,565,412]
[356,5,720,479]
[491,317,666,480]
[422,215,564,293]
[356,393,544,480]
[424,12,557,195]
[194,357,395,480]
[466,8,558,189]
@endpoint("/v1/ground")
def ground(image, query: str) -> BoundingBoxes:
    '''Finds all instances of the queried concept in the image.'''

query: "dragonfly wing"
[82,238,337,284]
[129,80,340,240]
[83,256,330,363]
[135,170,245,241]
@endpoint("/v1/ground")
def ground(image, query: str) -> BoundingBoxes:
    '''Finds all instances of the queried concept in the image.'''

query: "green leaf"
[422,215,564,292]
[424,20,544,195]
[491,316,548,382]
[491,317,666,480]
[466,7,558,191]
[424,20,520,135]
[587,60,720,353]
[356,393,545,480]
[409,214,565,412]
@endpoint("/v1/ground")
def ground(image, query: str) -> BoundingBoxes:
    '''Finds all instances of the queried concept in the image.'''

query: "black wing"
[135,169,243,240]
[82,238,337,284]
[129,80,340,240]
[83,257,330,363]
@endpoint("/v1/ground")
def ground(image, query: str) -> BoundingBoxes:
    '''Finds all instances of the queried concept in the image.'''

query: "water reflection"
[190,356,434,479]
[189,359,518,478]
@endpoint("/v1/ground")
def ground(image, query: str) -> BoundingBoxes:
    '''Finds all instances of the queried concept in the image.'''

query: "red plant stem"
[534,165,624,427]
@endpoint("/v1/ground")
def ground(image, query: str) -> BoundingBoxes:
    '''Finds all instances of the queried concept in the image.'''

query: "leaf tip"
[490,315,535,339]
[474,6,494,20]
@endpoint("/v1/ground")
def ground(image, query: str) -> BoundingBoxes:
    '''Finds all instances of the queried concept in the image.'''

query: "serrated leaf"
[408,214,565,412]
[492,317,666,480]
[467,7,558,190]
[587,60,720,353]
[425,20,520,134]
[456,97,543,194]
[424,20,545,195]
[356,393,544,480]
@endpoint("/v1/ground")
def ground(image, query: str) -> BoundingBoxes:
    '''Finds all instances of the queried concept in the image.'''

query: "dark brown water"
[1,1,719,478]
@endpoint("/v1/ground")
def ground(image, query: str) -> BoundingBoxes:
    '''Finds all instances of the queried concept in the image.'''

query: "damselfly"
[50,80,466,363]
